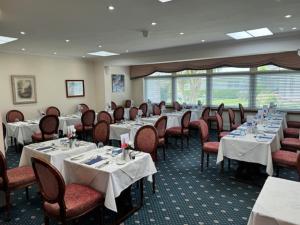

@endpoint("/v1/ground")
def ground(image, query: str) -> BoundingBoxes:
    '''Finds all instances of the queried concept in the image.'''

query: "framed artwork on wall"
[65,80,85,97]
[112,74,125,93]
[11,75,37,104]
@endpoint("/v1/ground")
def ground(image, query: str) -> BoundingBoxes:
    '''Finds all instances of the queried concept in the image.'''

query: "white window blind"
[145,78,172,104]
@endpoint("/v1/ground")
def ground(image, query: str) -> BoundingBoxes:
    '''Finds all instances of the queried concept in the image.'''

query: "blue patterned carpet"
[1,131,298,225]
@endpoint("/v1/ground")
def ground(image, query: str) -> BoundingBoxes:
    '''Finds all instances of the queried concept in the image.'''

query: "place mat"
[35,146,55,151]
[82,155,106,165]
[112,148,122,156]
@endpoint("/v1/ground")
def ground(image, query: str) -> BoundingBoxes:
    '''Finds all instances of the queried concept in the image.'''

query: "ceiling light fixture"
[125,50,129,53]
[88,51,119,57]
[226,31,252,39]
[20,31,26,35]
[65,39,70,43]
[158,0,173,2]
[227,27,273,39]
[108,5,115,10]
[82,56,86,58]
[285,14,292,18]
[179,32,184,35]
[53,52,57,55]
[98,45,102,48]
[201,39,205,43]
[0,36,18,45]
[292,27,297,30]
[21,48,26,51]
[151,22,157,26]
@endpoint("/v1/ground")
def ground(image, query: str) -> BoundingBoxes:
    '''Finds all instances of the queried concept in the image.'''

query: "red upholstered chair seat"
[219,131,230,139]
[189,120,200,129]
[0,166,35,189]
[283,128,299,138]
[281,138,300,149]
[44,183,103,218]
[203,142,219,153]
[158,137,165,146]
[272,150,297,167]
[166,127,188,136]
[287,121,300,128]
[75,124,93,132]
[32,132,55,142]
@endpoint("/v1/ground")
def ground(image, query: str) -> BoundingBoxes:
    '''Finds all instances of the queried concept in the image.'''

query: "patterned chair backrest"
[181,111,192,130]
[0,151,8,188]
[79,104,89,114]
[217,103,224,116]
[97,111,112,124]
[93,121,110,146]
[46,106,60,117]
[152,104,161,116]
[139,103,148,117]
[2,122,6,139]
[125,100,131,108]
[134,125,158,161]
[216,113,223,133]
[201,107,210,122]
[173,101,182,111]
[40,115,59,136]
[158,101,166,109]
[198,119,209,144]
[154,116,167,138]
[129,107,138,120]
[228,108,235,126]
[31,157,65,205]
[6,110,24,122]
[82,110,96,127]
[111,101,117,110]
[239,103,245,122]
[114,106,124,122]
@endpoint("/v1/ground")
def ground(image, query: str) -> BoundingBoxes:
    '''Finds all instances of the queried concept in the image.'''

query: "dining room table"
[217,112,286,176]
[247,176,300,225]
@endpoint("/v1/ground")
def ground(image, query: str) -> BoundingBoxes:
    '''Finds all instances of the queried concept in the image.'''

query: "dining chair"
[134,125,158,193]
[113,106,124,122]
[75,110,95,140]
[152,104,161,116]
[124,99,132,108]
[272,149,300,180]
[166,111,191,150]
[93,121,110,146]
[283,121,300,138]
[31,157,104,225]
[158,101,166,109]
[139,103,148,117]
[32,115,59,142]
[2,122,6,140]
[0,151,36,221]
[79,103,89,114]
[280,138,300,152]
[189,106,210,129]
[111,101,117,110]
[173,101,182,111]
[228,108,239,131]
[97,111,113,124]
[216,112,230,141]
[6,110,25,123]
[129,107,138,120]
[198,119,225,172]
[208,103,224,129]
[154,116,168,160]
[239,103,246,124]
[46,106,60,117]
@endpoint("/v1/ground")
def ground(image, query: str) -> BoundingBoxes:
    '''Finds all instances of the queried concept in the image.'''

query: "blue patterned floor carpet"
[1,131,298,225]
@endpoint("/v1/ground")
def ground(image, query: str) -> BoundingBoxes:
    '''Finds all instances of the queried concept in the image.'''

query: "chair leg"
[44,215,50,225]
[201,151,204,172]
[276,166,280,177]
[206,154,209,168]
[221,161,224,173]
[228,159,231,170]
[152,174,156,194]
[187,135,189,147]
[163,145,166,161]
[99,205,104,225]
[181,136,183,150]
[5,191,11,221]
[140,178,144,206]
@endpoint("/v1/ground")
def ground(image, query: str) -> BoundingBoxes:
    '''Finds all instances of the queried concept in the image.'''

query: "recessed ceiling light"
[179,32,184,35]
[98,45,102,48]
[0,36,18,45]
[21,48,26,51]
[125,50,129,53]
[108,5,115,10]
[285,14,292,18]
[65,39,70,43]
[151,22,157,26]
[226,31,252,39]
[201,39,205,43]
[247,28,273,37]
[82,56,86,58]
[53,52,57,55]
[20,31,26,35]
[292,27,297,30]
[158,0,173,2]
[88,51,119,57]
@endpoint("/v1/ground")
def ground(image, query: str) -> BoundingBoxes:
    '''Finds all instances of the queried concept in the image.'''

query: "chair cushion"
[287,121,300,129]
[283,128,299,138]
[281,138,300,150]
[44,183,103,218]
[166,127,188,136]
[75,124,93,132]
[219,131,230,139]
[189,120,200,129]
[32,132,54,142]
[0,166,35,189]
[272,150,298,167]
[158,137,165,146]
[203,142,219,153]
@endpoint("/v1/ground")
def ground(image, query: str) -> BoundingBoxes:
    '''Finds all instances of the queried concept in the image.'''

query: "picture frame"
[65,80,85,98]
[112,74,125,93]
[11,75,37,104]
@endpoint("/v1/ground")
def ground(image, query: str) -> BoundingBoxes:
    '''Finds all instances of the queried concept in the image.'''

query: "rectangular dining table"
[63,146,157,213]
[247,177,300,225]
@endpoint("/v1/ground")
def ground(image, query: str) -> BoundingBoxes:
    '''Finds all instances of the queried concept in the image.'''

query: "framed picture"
[112,74,125,93]
[11,75,37,104]
[65,80,85,98]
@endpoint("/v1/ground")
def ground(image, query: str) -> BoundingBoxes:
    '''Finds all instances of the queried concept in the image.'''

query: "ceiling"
[0,0,299,58]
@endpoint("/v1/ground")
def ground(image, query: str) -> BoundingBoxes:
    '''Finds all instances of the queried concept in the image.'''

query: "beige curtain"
[130,51,300,79]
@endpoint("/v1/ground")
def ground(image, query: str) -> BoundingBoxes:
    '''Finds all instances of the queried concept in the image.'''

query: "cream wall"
[0,53,97,121]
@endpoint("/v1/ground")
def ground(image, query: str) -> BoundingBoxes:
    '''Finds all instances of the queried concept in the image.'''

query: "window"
[145,77,172,104]
[211,75,250,107]
[213,67,250,73]
[255,73,300,110]
[175,76,206,104]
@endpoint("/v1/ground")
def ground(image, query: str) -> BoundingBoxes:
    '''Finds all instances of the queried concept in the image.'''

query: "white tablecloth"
[63,146,157,212]
[217,115,285,175]
[58,115,81,134]
[247,177,300,225]
[19,138,96,173]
